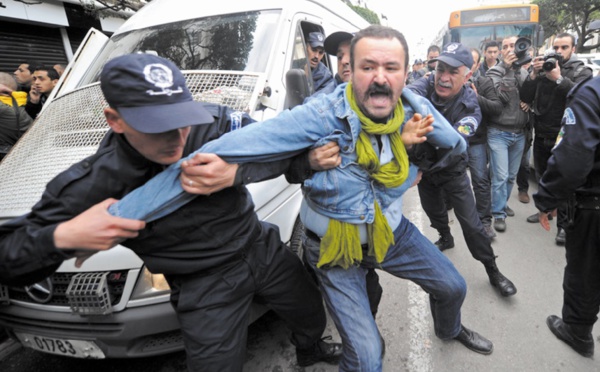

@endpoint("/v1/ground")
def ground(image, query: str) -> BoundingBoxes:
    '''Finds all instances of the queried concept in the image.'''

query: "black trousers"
[562,208,600,327]
[167,223,326,372]
[533,135,567,228]
[418,165,495,263]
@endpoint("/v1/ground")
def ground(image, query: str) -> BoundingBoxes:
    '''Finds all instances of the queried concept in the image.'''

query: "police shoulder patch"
[229,111,243,131]
[562,107,576,125]
[456,116,478,135]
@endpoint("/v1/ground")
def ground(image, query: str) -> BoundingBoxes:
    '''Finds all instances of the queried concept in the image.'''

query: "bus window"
[442,4,542,50]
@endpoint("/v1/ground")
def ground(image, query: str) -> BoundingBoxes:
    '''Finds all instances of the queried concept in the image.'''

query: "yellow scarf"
[0,91,28,107]
[317,83,409,269]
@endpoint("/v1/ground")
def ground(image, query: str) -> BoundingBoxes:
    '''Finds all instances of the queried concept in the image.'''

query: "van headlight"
[131,267,170,300]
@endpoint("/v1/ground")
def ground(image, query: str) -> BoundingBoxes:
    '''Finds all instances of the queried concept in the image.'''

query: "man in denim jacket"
[111,26,494,370]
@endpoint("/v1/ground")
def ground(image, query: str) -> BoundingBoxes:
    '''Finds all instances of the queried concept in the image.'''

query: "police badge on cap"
[143,64,184,96]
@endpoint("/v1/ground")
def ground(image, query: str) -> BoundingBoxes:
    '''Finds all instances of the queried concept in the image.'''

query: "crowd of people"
[0,23,599,372]
[408,35,592,242]
[403,32,598,361]
[0,61,63,160]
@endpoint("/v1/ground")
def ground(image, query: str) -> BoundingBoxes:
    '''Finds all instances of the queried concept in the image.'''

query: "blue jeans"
[467,142,492,226]
[487,128,525,219]
[304,216,466,372]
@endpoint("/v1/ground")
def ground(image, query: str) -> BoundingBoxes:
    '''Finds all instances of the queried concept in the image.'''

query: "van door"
[45,28,109,107]
[286,16,333,97]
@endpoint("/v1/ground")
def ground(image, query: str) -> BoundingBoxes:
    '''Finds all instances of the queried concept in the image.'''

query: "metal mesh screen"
[0,71,264,216]
[186,71,262,112]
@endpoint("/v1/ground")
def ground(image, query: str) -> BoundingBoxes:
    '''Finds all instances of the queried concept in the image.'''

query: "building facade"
[0,0,130,73]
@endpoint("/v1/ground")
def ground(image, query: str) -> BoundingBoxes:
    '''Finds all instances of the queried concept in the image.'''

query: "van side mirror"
[285,69,310,109]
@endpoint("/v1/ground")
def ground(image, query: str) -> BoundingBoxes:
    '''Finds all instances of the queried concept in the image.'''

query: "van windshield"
[81,10,280,84]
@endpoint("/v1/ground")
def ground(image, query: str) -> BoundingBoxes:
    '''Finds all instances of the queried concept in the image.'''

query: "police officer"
[534,75,599,358]
[408,42,517,297]
[0,54,342,371]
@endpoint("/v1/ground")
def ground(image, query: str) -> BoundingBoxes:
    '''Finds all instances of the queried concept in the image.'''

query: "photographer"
[486,36,530,232]
[520,33,592,245]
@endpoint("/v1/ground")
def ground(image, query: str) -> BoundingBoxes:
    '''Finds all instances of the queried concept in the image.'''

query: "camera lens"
[543,58,557,71]
[514,37,531,53]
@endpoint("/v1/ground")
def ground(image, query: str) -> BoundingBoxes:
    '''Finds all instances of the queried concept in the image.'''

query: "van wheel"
[289,218,304,259]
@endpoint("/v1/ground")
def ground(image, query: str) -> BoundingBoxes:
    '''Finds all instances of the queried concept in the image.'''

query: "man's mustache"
[437,81,452,89]
[366,83,392,96]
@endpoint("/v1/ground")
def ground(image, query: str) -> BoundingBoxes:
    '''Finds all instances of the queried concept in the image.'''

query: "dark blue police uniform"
[408,74,494,262]
[534,76,600,357]
[408,66,517,297]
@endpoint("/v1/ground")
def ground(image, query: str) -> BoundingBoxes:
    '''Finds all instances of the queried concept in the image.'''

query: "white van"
[0,0,368,359]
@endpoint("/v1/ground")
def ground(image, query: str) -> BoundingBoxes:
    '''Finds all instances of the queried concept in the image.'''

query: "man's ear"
[104,108,125,133]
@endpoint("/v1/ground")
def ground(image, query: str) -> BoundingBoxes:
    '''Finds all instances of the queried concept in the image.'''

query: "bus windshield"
[449,23,538,50]
[442,4,541,51]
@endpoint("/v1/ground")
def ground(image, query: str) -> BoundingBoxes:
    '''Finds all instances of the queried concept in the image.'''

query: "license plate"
[14,332,105,359]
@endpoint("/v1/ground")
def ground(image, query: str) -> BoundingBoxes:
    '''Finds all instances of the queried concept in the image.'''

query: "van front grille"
[7,270,128,308]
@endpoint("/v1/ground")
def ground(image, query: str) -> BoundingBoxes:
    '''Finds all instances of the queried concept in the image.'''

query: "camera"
[542,52,564,72]
[512,37,532,69]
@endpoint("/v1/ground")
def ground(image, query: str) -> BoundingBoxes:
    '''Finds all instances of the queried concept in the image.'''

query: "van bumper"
[0,301,182,358]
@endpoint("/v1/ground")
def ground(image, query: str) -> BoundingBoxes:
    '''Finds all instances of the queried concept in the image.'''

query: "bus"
[440,3,545,52]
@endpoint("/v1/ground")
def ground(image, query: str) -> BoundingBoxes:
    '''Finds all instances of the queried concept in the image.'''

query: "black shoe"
[484,260,517,297]
[555,228,566,246]
[546,315,594,358]
[505,205,515,217]
[380,335,386,358]
[493,218,506,232]
[527,213,553,223]
[453,325,493,355]
[434,232,455,251]
[483,224,497,240]
[296,336,343,367]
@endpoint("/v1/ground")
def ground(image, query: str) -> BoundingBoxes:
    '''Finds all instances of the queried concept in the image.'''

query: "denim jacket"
[109,84,466,224]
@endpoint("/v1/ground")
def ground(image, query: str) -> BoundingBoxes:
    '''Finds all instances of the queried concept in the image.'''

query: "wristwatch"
[556,76,564,85]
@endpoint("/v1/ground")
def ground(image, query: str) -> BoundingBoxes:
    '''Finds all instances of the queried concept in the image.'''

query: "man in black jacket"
[520,32,593,245]
[24,65,60,119]
[478,41,500,76]
[0,53,341,371]
[468,48,503,239]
